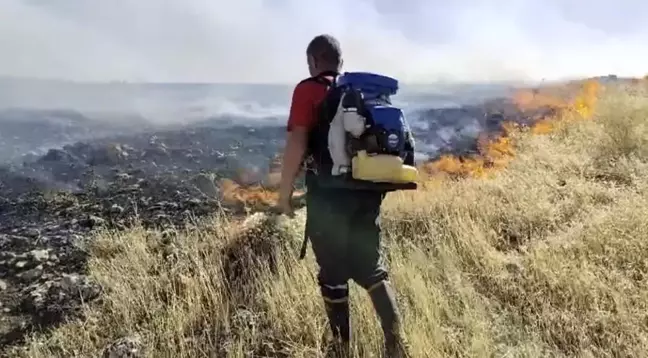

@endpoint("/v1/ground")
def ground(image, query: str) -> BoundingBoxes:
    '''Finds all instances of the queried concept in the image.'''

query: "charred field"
[2,77,648,357]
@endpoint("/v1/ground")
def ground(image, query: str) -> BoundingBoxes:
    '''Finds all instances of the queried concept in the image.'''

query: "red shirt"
[286,75,334,132]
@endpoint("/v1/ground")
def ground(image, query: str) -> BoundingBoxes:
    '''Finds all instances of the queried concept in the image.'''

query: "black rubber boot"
[368,281,409,358]
[323,299,351,357]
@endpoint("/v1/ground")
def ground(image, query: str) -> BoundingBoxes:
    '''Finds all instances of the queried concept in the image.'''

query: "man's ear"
[307,55,317,67]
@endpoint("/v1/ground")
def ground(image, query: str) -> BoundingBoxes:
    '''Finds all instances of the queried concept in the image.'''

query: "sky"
[1,0,647,84]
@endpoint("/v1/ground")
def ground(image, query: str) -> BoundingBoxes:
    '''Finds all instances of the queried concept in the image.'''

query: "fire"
[219,177,305,212]
[571,80,600,119]
[219,78,604,209]
[219,178,277,208]
[421,131,517,179]
[420,79,602,180]
[512,87,569,112]
[214,153,291,211]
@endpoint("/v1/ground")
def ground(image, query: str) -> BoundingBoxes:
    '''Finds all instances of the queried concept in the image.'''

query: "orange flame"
[220,78,604,208]
[420,79,602,180]
[216,153,291,211]
[512,87,568,112]
[219,178,277,208]
[219,167,305,211]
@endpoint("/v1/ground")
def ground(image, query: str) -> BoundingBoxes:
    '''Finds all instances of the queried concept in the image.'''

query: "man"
[277,34,409,357]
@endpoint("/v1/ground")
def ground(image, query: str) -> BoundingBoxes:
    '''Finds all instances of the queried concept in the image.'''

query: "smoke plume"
[1,0,646,84]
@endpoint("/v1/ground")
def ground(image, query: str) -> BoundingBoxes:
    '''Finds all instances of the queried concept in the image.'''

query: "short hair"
[306,34,342,68]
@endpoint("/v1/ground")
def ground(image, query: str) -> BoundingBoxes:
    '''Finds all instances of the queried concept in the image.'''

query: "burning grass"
[422,79,602,179]
[8,81,648,358]
[212,79,602,206]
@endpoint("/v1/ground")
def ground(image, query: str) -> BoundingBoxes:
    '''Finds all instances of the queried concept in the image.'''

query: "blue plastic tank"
[336,72,399,100]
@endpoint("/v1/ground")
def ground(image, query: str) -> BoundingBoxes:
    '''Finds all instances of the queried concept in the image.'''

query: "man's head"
[306,34,343,77]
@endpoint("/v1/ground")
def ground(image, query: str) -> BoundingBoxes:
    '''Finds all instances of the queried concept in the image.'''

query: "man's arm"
[279,127,308,196]
[279,82,315,202]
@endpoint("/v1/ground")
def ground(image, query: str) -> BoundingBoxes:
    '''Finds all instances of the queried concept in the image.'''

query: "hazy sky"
[1,0,646,84]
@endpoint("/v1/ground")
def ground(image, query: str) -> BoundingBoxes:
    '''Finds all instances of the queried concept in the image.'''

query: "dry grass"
[9,82,648,358]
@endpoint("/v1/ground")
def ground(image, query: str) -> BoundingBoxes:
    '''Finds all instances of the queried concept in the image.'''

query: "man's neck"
[315,68,339,76]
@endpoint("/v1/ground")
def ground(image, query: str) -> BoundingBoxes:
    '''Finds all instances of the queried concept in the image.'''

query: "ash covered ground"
[0,80,556,352]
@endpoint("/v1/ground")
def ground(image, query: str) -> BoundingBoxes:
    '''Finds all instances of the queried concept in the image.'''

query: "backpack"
[304,71,419,192]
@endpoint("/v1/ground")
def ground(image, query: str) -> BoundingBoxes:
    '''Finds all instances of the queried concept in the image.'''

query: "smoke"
[1,0,647,84]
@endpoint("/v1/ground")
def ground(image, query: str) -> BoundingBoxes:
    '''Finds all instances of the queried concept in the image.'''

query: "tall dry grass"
[9,82,648,358]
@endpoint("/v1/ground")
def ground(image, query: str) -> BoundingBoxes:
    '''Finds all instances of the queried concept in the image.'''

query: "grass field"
[9,80,648,358]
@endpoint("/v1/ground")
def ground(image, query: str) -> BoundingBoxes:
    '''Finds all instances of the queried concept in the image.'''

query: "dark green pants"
[305,184,407,355]
[304,177,407,355]
[306,187,388,296]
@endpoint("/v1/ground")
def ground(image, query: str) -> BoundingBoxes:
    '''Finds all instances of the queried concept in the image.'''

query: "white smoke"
[1,0,647,84]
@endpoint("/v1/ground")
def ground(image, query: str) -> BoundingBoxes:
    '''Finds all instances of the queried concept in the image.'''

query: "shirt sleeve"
[287,82,316,132]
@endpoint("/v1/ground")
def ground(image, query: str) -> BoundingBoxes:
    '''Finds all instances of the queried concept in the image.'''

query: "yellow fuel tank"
[351,150,419,183]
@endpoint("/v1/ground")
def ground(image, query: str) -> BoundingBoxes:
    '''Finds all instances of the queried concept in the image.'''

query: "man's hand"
[276,127,308,218]
[277,185,295,217]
